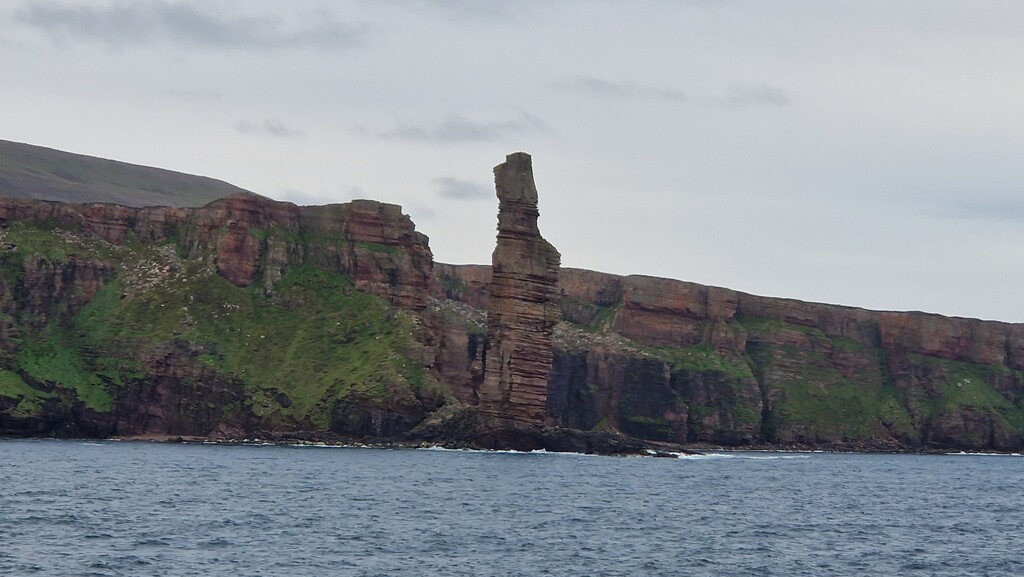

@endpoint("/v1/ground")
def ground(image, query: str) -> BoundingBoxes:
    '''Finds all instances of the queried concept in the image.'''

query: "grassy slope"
[0,221,446,432]
[564,307,1024,446]
[740,315,1024,444]
[0,139,252,207]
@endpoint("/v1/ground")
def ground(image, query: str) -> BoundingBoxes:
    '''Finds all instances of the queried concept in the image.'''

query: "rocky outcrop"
[0,193,436,441]
[0,193,432,310]
[478,153,561,427]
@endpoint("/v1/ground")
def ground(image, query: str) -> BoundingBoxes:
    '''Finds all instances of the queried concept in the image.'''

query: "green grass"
[438,273,467,296]
[752,341,886,441]
[355,240,402,256]
[769,370,885,440]
[0,368,52,417]
[72,262,437,428]
[648,341,754,379]
[0,212,446,429]
[15,331,113,412]
[909,355,1024,432]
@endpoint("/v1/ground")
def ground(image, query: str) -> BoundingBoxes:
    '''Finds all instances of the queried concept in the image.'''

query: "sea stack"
[478,152,562,428]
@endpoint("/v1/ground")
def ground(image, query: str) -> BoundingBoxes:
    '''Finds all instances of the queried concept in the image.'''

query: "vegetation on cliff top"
[0,219,447,434]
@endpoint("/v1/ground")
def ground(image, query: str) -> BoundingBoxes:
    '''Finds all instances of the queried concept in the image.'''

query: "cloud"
[365,112,546,143]
[936,197,1024,223]
[718,84,791,107]
[554,76,792,109]
[553,76,688,102]
[386,0,531,23]
[233,119,303,138]
[434,177,489,200]
[15,1,367,51]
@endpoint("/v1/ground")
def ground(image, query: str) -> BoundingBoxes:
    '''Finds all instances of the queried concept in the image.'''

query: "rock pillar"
[478,153,561,426]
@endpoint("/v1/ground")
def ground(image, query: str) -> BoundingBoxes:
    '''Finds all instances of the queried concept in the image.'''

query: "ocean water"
[1,440,1021,577]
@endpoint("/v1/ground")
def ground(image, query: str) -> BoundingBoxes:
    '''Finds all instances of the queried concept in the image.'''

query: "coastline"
[14,433,1020,457]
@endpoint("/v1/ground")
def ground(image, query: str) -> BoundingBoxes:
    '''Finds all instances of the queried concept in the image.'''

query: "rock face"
[434,264,1024,451]
[477,153,561,427]
[2,151,1024,452]
[0,193,437,439]
[0,193,432,310]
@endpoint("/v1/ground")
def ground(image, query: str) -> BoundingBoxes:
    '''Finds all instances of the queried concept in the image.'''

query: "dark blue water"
[1,441,1021,576]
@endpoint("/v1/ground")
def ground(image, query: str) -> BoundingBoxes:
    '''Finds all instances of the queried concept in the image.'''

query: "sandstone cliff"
[2,150,1023,452]
[0,193,442,439]
[437,264,1024,451]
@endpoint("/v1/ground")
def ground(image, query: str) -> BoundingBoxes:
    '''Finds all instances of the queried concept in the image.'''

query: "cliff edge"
[1,148,1022,452]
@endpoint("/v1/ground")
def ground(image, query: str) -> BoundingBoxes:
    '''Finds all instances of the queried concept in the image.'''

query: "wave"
[945,451,1022,457]
[674,451,812,460]
[418,446,597,457]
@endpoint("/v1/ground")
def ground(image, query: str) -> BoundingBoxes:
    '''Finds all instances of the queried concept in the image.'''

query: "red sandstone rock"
[0,193,433,309]
[478,153,561,426]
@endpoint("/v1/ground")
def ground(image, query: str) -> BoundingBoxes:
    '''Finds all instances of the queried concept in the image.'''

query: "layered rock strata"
[0,193,437,440]
[436,264,1024,451]
[477,153,561,426]
[0,194,432,310]
[3,150,1024,452]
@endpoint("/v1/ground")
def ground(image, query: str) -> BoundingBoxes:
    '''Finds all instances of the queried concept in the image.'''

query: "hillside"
[0,145,1022,452]
[0,140,252,207]
[0,193,441,440]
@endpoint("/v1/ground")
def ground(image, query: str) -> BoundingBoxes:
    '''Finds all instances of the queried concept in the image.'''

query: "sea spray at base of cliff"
[674,452,814,460]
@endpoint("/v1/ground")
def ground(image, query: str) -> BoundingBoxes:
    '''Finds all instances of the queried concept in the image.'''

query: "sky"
[2,0,1024,322]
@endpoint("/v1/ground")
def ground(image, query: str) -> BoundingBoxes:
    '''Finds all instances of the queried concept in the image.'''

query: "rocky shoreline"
[22,432,1016,458]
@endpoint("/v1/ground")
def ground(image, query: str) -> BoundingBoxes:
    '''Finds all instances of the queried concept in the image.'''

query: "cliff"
[0,193,441,439]
[436,265,1024,451]
[1,149,1022,452]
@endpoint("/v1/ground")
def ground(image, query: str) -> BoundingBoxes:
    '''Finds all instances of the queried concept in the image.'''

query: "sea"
[1,440,1021,577]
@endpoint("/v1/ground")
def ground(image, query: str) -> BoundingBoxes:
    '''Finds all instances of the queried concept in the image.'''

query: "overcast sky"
[3,1,1024,322]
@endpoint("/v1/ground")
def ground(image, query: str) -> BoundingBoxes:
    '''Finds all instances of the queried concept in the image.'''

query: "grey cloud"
[434,177,489,200]
[368,112,545,143]
[718,84,791,107]
[554,76,688,102]
[15,1,367,51]
[938,198,1024,223]
[233,119,303,138]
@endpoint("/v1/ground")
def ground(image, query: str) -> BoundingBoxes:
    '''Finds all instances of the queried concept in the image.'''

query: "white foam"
[674,452,738,460]
[418,445,598,457]
[945,451,1022,457]
[675,451,812,460]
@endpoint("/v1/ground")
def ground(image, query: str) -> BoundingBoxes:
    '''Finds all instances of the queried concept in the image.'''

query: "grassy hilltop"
[0,139,251,207]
